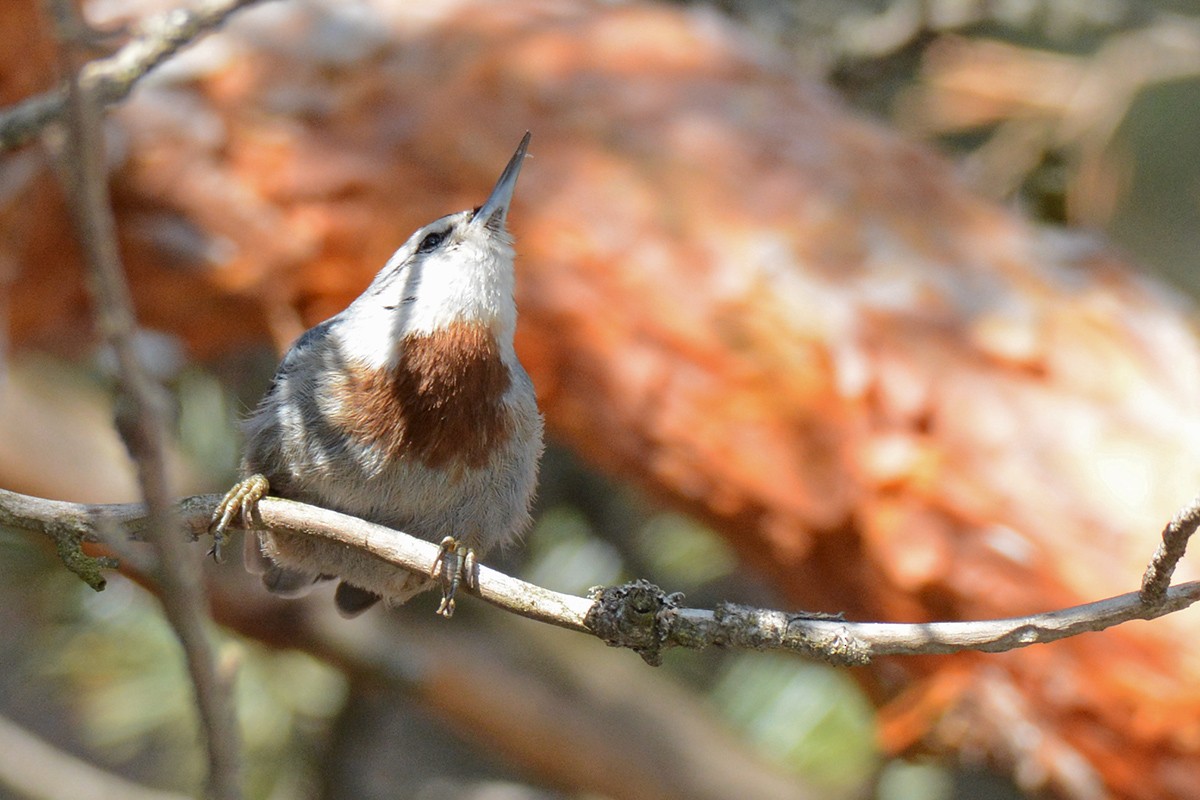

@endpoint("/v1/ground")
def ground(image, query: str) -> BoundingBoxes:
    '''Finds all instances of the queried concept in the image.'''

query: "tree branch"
[0,0,268,152]
[2,487,1197,668]
[0,713,192,800]
[50,2,244,796]
[1140,490,1200,605]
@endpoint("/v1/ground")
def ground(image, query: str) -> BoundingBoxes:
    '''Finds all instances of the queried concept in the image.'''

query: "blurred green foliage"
[711,654,878,792]
[0,529,343,798]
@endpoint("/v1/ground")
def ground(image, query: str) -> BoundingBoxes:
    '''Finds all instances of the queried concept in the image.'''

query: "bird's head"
[337,132,531,369]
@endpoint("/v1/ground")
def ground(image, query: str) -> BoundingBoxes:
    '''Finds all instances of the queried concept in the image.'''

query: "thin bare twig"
[1140,491,1200,605]
[2,487,1197,669]
[51,2,242,797]
[0,0,267,152]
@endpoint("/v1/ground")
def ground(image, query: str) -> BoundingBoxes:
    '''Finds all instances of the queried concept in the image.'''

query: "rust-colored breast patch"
[334,322,514,469]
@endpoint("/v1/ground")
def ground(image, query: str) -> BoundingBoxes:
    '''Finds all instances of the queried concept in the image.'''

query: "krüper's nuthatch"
[211,133,543,618]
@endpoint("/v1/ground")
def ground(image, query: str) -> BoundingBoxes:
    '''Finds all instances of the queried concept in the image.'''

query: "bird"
[209,132,543,618]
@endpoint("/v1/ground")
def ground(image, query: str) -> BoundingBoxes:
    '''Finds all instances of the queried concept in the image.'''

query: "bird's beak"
[472,131,530,232]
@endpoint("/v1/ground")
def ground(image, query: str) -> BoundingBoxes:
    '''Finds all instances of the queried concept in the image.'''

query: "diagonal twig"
[1140,491,1200,605]
[0,713,192,800]
[1,0,268,152]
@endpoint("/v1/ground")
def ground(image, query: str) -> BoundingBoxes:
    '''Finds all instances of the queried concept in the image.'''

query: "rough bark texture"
[5,1,1200,797]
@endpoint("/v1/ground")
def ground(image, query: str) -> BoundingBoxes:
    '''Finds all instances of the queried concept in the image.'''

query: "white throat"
[333,226,518,371]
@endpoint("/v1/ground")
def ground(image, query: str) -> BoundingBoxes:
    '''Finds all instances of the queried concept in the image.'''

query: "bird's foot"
[430,536,477,618]
[208,474,270,563]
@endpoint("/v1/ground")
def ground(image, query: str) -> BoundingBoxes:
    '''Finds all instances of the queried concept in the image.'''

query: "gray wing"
[239,317,338,484]
[240,318,340,595]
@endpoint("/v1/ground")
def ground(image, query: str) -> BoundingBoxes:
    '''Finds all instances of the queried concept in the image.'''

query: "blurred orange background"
[5,1,1200,799]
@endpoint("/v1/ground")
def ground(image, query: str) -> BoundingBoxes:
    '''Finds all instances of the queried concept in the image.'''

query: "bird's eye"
[418,230,447,253]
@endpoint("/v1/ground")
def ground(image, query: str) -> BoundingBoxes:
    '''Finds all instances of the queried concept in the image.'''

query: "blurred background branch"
[0,713,191,800]
[0,0,265,151]
[45,1,247,796]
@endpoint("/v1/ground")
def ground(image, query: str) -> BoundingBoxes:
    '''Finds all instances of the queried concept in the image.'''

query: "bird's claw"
[430,536,477,617]
[208,474,269,563]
